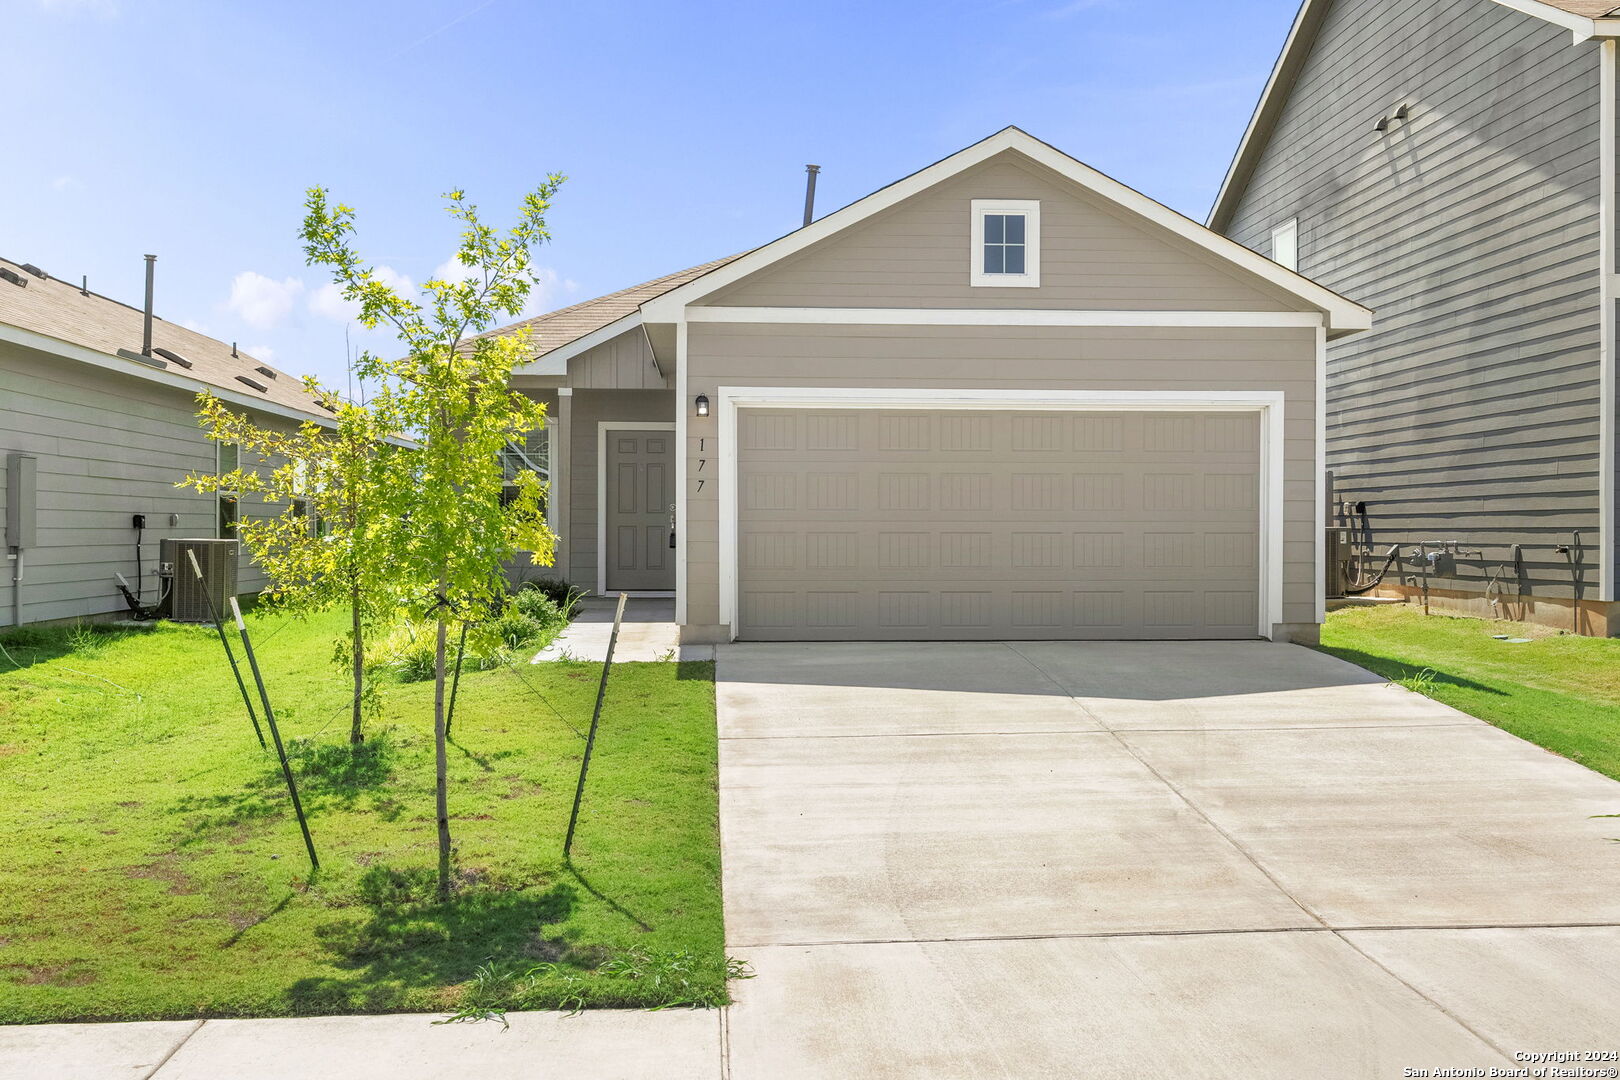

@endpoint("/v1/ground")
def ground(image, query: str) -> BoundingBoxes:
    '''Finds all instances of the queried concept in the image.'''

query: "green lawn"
[1320,605,1620,781]
[0,610,723,1023]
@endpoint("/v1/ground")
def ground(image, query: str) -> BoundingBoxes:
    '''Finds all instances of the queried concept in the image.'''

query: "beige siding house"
[506,128,1370,645]
[0,257,332,627]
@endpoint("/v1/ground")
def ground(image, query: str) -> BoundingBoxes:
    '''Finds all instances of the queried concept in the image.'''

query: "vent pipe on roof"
[802,164,821,228]
[141,255,156,357]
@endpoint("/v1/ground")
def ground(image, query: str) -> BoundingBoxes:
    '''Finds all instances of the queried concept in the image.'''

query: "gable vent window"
[1271,218,1299,272]
[970,199,1040,287]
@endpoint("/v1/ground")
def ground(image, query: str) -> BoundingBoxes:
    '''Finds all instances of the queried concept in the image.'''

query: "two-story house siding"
[1210,0,1620,635]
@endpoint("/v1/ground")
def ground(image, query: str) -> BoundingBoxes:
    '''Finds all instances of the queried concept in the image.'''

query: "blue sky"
[7,0,1295,390]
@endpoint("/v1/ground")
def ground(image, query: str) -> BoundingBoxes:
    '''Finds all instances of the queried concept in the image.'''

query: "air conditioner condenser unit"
[161,538,238,623]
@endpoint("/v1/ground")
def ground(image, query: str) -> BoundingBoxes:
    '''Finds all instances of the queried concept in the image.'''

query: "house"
[1208,0,1620,635]
[501,127,1369,645]
[0,255,333,628]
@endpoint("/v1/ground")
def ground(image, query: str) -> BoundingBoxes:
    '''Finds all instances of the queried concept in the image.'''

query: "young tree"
[183,382,399,744]
[301,181,561,899]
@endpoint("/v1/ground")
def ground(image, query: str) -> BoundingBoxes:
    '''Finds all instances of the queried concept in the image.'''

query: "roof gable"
[705,150,1305,313]
[1209,0,1620,234]
[643,127,1369,334]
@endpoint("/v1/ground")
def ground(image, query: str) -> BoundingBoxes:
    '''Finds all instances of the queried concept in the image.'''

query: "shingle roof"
[0,256,330,419]
[475,254,746,358]
[1538,1,1620,15]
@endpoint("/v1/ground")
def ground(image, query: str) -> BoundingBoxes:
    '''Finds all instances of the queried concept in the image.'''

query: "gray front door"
[605,428,675,591]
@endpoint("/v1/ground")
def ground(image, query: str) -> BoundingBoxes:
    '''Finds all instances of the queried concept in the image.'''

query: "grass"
[1320,605,1620,781]
[0,609,723,1023]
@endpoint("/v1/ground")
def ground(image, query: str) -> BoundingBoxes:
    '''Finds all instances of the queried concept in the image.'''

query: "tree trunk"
[434,581,452,900]
[349,576,365,745]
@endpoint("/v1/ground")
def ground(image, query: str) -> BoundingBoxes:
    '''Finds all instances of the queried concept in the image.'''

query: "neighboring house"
[0,256,332,628]
[1209,0,1620,635]
[500,127,1369,645]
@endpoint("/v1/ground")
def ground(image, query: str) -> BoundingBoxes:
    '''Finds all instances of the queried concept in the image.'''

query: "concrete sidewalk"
[717,641,1620,1078]
[532,596,713,662]
[1,1009,721,1080]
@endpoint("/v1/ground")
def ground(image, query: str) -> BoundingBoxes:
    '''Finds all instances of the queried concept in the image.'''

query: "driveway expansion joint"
[140,1018,205,1080]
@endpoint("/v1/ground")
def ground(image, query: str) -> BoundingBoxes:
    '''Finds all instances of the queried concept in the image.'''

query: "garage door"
[735,409,1260,640]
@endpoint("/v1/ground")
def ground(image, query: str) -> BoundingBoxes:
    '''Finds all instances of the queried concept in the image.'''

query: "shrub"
[517,578,585,618]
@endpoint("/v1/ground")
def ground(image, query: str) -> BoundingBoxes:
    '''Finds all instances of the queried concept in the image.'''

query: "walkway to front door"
[601,426,675,593]
[716,640,1620,1078]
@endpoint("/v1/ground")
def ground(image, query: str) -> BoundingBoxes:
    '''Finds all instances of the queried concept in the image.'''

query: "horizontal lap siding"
[710,156,1313,313]
[683,323,1319,632]
[1,343,291,625]
[1222,0,1604,600]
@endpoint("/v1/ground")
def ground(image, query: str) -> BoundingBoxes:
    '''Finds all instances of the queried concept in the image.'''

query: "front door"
[604,427,676,591]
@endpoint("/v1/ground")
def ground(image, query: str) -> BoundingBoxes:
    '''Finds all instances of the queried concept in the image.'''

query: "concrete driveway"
[717,641,1620,1079]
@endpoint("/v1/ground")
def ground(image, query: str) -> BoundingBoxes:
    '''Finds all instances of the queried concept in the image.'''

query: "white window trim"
[596,421,678,597]
[216,442,241,543]
[715,386,1290,643]
[1271,218,1299,272]
[502,419,558,543]
[970,199,1041,288]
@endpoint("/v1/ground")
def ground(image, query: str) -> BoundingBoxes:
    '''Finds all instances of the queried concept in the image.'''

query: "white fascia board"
[1208,0,1330,233]
[687,307,1327,329]
[1600,40,1616,602]
[0,321,335,429]
[642,127,1371,334]
[511,312,642,377]
[1487,0,1601,39]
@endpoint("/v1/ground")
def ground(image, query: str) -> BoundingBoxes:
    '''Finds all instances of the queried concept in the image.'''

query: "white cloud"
[432,255,478,284]
[523,266,580,317]
[227,271,304,330]
[429,256,576,319]
[308,265,415,323]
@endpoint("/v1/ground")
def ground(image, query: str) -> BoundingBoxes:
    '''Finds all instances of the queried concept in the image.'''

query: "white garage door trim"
[716,386,1288,641]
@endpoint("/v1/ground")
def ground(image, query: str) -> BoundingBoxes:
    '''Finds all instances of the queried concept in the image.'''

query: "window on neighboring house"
[218,494,239,540]
[500,426,550,513]
[970,199,1041,287]
[1271,218,1299,272]
[217,441,240,542]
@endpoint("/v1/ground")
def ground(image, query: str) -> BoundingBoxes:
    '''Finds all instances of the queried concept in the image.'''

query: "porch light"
[695,394,709,417]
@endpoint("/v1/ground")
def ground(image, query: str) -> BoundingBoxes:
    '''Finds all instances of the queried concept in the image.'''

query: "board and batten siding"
[710,155,1316,314]
[1221,0,1605,604]
[1,340,286,626]
[565,328,667,390]
[680,322,1320,638]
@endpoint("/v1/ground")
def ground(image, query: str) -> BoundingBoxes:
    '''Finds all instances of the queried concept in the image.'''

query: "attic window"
[970,199,1040,287]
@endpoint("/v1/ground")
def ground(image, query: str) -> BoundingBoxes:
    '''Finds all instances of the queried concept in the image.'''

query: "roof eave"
[644,125,1371,334]
[0,320,335,427]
